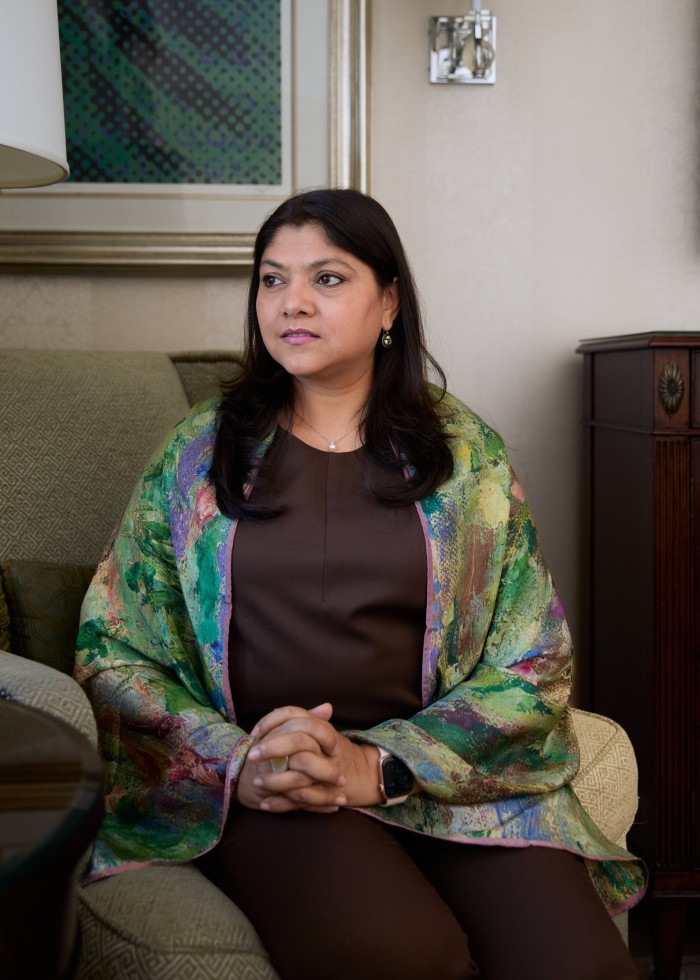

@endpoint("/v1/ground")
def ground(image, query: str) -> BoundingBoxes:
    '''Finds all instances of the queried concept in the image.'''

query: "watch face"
[382,757,414,799]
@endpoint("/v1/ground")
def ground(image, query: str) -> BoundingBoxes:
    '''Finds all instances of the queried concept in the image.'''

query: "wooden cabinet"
[578,333,699,980]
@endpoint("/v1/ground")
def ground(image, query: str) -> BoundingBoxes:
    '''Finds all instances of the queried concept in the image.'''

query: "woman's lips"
[281,329,319,345]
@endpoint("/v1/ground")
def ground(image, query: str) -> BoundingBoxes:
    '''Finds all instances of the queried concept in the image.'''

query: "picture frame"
[0,0,369,274]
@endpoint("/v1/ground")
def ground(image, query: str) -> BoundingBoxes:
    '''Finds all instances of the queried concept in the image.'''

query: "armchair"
[0,349,638,978]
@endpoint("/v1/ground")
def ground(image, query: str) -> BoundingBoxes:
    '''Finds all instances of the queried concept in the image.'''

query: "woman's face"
[256,222,399,392]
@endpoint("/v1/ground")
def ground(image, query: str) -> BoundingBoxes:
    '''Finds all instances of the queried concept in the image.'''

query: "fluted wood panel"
[653,438,692,870]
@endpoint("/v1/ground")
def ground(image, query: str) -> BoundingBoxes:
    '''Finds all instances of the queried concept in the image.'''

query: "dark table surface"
[0,696,103,979]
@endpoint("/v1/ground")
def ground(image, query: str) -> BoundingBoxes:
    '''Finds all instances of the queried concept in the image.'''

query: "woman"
[76,188,645,979]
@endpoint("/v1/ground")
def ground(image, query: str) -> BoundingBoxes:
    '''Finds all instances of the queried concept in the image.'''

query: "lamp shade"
[0,0,69,187]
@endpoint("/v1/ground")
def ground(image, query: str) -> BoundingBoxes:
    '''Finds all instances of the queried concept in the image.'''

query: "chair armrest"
[570,707,638,847]
[0,650,97,748]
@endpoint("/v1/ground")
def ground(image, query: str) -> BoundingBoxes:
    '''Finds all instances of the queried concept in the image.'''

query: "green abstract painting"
[58,0,282,185]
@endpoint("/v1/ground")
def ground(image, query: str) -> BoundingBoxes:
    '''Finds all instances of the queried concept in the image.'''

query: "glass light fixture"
[429,2,497,85]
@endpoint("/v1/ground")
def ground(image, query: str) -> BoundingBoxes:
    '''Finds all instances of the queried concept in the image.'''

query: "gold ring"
[270,756,289,773]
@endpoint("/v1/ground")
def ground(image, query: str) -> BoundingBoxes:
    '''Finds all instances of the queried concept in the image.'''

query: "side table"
[0,696,103,979]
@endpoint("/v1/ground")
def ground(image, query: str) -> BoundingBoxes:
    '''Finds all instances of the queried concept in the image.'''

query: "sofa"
[0,349,639,978]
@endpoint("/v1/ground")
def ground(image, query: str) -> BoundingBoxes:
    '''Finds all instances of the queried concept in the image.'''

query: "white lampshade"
[0,0,69,188]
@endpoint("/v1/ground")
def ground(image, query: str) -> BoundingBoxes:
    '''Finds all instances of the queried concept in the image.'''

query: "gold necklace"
[292,409,358,452]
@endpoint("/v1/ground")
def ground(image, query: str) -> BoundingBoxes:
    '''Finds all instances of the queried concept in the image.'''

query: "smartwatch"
[376,747,414,806]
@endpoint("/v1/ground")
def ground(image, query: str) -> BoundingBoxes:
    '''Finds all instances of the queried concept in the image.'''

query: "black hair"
[210,188,453,519]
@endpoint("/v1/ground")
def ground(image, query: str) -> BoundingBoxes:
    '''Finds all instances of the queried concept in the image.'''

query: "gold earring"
[381,332,393,348]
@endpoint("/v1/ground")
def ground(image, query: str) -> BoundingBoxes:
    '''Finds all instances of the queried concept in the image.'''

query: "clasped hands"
[235,702,381,813]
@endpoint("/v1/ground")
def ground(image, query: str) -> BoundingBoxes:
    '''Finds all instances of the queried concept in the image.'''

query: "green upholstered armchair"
[0,349,637,978]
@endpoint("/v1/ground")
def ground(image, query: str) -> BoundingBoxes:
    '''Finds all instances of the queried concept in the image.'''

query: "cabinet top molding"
[577,332,700,353]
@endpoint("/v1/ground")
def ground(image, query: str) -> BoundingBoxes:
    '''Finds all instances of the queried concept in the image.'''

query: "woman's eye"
[317,273,343,286]
[261,274,283,287]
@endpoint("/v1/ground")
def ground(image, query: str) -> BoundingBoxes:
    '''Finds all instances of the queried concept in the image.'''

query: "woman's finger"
[254,770,315,792]
[251,702,333,740]
[249,727,338,765]
[259,796,341,815]
[255,755,346,793]
[260,785,347,813]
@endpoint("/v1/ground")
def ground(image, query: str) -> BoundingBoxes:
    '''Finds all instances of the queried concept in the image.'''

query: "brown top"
[228,429,427,732]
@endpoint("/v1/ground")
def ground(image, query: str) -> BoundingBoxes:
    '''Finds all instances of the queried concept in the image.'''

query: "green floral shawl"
[75,393,646,912]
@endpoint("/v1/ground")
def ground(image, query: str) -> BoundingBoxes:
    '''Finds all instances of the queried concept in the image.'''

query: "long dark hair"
[210,188,454,519]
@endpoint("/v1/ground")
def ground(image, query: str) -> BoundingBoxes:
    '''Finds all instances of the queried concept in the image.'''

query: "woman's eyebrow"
[260,257,356,271]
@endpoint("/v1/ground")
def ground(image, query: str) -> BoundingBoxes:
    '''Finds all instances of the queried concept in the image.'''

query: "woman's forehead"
[261,223,361,270]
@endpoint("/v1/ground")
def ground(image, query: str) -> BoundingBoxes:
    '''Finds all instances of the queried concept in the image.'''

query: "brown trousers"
[196,806,640,980]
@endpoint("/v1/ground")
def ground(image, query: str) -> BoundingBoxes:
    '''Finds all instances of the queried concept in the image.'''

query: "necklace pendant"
[328,440,337,451]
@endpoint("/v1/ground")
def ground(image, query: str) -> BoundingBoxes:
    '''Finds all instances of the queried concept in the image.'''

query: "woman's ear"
[382,278,400,329]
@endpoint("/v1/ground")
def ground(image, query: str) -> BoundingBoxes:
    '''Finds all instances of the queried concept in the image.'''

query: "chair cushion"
[169,351,243,407]
[77,865,280,980]
[570,707,638,847]
[0,560,95,675]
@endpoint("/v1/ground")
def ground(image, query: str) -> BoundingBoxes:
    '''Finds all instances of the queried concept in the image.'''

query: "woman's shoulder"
[141,396,222,489]
[176,395,222,440]
[159,396,221,452]
[432,387,508,464]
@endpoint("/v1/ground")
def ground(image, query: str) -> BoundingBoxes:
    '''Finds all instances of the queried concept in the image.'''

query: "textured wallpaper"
[0,274,248,351]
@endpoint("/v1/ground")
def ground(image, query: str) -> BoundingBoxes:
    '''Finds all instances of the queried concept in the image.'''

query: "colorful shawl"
[75,393,646,911]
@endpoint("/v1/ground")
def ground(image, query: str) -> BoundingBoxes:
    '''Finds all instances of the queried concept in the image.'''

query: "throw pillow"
[0,560,96,676]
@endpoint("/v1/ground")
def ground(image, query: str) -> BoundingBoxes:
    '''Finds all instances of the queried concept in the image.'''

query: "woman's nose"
[282,278,315,317]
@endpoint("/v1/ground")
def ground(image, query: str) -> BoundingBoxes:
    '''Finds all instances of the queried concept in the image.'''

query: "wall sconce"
[429,2,497,85]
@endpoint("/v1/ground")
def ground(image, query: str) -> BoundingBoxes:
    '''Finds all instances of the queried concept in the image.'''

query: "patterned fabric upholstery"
[0,650,97,747]
[570,708,638,848]
[77,866,280,980]
[0,350,191,565]
[0,560,96,675]
[170,350,243,407]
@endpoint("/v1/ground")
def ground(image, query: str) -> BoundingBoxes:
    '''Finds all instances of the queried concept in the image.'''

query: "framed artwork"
[0,0,369,273]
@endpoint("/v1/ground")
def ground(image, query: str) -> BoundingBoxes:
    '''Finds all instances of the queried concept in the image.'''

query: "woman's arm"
[76,423,251,878]
[342,471,578,807]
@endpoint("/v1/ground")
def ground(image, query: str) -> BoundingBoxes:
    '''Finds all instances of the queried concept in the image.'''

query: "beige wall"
[369,0,700,650]
[2,0,699,652]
